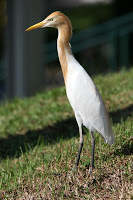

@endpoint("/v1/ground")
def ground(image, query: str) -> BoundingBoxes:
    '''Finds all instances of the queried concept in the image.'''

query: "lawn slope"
[0,69,133,199]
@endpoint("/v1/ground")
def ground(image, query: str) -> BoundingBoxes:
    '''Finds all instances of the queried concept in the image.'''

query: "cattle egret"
[26,11,114,174]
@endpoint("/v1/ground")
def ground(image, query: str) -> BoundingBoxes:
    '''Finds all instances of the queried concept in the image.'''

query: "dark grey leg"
[75,140,83,167]
[90,131,95,174]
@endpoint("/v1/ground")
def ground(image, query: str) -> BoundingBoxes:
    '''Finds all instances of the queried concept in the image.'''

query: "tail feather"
[105,131,115,145]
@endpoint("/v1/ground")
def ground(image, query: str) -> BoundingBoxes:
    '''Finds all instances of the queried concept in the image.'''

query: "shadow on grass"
[0,104,133,160]
[0,118,78,159]
[102,139,133,162]
[114,137,133,156]
[110,104,133,124]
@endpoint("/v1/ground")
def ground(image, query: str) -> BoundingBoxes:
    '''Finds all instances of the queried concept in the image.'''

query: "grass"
[0,68,133,199]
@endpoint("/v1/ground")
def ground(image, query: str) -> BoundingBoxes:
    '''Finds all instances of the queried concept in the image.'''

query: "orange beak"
[25,21,45,32]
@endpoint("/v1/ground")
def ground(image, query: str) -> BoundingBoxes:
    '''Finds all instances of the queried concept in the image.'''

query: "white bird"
[26,11,114,174]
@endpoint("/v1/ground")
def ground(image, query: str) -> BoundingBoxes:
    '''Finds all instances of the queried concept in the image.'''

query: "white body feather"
[26,11,115,171]
[65,51,114,145]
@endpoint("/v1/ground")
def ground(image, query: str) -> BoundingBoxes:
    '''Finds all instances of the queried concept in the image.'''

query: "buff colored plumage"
[26,11,114,174]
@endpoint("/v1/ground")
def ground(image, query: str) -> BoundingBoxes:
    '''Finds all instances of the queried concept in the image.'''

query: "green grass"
[0,69,133,199]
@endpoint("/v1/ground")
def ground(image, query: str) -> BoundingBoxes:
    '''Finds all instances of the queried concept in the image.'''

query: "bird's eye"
[47,18,54,22]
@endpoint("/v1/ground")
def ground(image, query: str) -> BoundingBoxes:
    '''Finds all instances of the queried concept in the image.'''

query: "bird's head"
[26,11,72,32]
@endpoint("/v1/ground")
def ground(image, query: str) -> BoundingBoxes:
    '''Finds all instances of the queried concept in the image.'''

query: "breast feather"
[66,61,114,144]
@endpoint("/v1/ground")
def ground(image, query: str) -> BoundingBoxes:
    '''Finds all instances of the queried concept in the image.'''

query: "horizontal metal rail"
[44,11,133,70]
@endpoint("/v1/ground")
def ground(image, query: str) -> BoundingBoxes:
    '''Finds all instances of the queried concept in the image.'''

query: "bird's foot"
[89,168,93,175]
[85,163,94,175]
[73,164,78,171]
[89,165,95,175]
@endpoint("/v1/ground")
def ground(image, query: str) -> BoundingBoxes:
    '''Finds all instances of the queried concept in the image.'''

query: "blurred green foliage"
[65,4,114,31]
[0,0,6,58]
[0,0,6,28]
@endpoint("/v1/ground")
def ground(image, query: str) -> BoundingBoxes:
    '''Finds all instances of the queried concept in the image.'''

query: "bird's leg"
[75,126,83,168]
[89,131,95,174]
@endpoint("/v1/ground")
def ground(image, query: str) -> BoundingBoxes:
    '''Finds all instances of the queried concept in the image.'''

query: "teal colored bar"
[109,35,118,71]
[0,60,6,81]
[119,33,129,69]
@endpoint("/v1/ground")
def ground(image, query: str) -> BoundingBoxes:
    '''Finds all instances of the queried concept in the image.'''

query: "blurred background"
[0,0,133,101]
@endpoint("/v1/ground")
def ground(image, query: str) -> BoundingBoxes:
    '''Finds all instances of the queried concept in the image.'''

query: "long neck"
[57,24,72,84]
